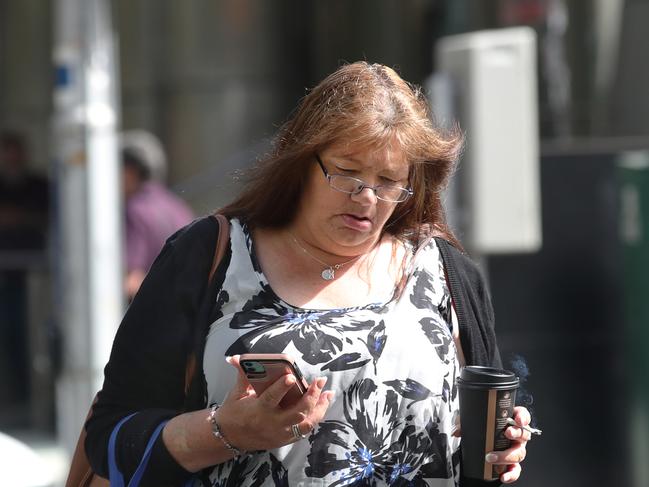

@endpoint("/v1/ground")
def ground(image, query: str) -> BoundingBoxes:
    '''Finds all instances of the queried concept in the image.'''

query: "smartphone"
[238,353,309,408]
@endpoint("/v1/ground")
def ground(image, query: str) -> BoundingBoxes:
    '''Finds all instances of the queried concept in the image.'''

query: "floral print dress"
[201,219,461,486]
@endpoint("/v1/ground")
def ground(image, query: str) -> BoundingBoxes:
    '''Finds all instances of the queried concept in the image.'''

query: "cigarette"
[505,417,542,436]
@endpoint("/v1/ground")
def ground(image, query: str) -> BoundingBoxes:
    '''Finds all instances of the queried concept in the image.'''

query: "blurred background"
[1,1,648,486]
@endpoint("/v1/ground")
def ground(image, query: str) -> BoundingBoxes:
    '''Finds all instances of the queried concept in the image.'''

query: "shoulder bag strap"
[209,213,231,283]
[184,213,230,395]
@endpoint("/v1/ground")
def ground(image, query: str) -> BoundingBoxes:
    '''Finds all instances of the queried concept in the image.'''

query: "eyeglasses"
[315,154,413,203]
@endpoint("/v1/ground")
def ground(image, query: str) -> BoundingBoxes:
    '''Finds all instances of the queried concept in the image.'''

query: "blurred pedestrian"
[0,131,48,250]
[121,130,194,299]
[0,131,49,412]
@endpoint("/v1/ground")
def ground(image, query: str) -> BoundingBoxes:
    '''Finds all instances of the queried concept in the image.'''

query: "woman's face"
[292,141,410,256]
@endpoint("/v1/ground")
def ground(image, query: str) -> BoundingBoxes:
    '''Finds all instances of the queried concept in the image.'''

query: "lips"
[341,213,373,231]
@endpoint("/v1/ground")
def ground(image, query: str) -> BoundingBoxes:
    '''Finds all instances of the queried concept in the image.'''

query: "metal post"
[83,0,123,395]
[52,0,123,455]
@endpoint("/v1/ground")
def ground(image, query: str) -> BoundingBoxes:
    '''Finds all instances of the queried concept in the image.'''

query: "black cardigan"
[85,215,502,486]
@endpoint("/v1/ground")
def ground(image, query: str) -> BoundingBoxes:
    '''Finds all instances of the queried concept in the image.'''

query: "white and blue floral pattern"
[202,219,461,486]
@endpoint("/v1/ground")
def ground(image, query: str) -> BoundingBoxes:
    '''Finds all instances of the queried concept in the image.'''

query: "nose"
[350,185,378,204]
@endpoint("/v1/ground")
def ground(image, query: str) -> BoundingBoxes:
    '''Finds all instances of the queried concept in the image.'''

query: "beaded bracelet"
[206,404,244,457]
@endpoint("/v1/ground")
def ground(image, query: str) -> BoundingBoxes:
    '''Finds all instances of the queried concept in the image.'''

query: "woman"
[86,62,532,486]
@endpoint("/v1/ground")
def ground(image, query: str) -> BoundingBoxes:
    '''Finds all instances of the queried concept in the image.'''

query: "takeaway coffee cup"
[457,366,520,481]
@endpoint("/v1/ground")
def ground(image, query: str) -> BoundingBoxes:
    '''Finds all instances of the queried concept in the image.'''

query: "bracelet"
[206,404,244,457]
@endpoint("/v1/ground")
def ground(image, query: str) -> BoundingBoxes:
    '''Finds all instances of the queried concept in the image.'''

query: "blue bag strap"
[108,412,138,487]
[127,419,169,487]
[108,412,170,487]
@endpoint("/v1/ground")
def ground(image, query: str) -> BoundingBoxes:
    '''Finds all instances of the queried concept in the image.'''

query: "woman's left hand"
[485,406,532,483]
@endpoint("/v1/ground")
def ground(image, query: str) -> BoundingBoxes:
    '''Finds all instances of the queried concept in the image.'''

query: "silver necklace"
[290,234,360,280]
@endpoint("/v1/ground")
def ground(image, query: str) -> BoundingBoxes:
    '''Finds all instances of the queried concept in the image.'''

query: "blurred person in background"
[85,63,533,486]
[0,131,49,412]
[121,130,194,300]
[0,131,48,251]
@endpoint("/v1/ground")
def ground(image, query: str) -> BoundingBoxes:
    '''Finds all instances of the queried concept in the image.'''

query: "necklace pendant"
[321,267,335,280]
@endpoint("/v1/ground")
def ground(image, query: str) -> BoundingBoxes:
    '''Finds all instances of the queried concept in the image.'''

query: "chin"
[338,230,380,248]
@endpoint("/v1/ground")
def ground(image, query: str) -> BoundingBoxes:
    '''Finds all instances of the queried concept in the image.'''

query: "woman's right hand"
[215,355,334,452]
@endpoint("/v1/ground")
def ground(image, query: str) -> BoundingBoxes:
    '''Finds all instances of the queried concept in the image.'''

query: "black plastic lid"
[457,365,519,390]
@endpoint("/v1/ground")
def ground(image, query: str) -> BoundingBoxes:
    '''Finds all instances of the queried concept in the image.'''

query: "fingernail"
[326,390,335,401]
[485,453,498,463]
[225,356,232,364]
[316,376,328,389]
[285,374,296,385]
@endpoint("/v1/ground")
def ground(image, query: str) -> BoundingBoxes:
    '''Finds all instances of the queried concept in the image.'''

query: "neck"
[288,230,388,281]
[289,233,365,281]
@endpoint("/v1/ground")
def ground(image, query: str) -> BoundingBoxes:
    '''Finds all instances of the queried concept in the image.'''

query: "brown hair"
[221,61,464,249]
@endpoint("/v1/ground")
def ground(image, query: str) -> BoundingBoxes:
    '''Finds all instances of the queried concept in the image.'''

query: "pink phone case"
[238,353,309,408]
